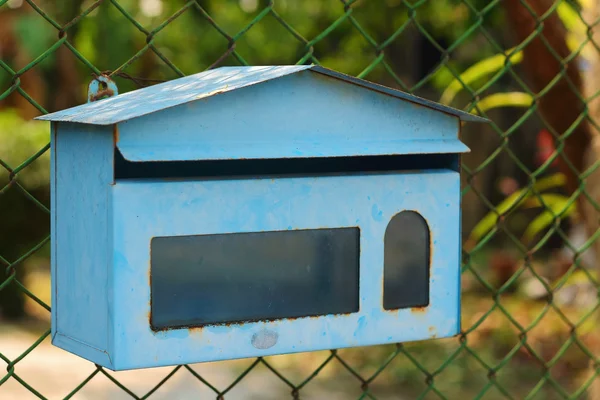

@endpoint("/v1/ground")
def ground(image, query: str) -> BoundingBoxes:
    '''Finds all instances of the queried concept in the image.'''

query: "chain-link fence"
[2,0,600,398]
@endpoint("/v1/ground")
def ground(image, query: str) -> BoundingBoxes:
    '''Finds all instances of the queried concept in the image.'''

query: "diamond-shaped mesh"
[2,0,600,398]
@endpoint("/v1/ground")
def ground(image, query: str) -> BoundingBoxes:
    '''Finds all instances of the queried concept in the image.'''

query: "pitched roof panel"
[36,65,488,125]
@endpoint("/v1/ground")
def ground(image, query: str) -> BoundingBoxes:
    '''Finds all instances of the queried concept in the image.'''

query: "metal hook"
[87,74,119,103]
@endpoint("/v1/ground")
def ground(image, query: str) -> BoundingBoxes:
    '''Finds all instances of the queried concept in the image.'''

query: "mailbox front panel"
[111,170,461,369]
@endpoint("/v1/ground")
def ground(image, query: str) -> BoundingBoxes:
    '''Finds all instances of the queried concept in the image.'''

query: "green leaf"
[521,193,571,209]
[429,65,455,91]
[522,195,576,244]
[557,1,582,33]
[440,49,523,106]
[466,173,567,248]
[471,92,533,115]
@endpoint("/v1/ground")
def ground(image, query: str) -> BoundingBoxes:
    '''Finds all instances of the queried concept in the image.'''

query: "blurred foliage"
[459,0,583,256]
[1,0,598,398]
[466,173,570,250]
[0,0,508,101]
[0,109,49,189]
[440,48,523,106]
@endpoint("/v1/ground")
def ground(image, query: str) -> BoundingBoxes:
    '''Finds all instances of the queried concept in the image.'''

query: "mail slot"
[38,65,488,370]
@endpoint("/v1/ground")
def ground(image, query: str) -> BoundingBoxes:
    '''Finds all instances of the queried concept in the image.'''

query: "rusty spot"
[193,86,230,102]
[411,306,428,314]
[428,326,436,333]
[150,310,357,333]
[148,247,153,328]
[188,325,204,334]
[428,218,434,277]
[89,87,114,102]
[113,124,119,145]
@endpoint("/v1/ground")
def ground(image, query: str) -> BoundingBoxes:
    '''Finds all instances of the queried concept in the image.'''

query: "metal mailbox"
[37,65,488,370]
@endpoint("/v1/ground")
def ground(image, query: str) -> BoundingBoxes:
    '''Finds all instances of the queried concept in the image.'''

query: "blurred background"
[2,0,600,398]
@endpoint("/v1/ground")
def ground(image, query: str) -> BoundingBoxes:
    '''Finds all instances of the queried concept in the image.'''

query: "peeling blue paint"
[251,330,278,349]
[356,316,368,335]
[371,204,383,221]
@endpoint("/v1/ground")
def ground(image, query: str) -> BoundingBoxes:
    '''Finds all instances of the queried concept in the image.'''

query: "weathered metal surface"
[52,122,115,367]
[101,171,460,370]
[113,71,469,163]
[312,66,486,123]
[50,123,57,340]
[48,65,472,371]
[36,65,488,125]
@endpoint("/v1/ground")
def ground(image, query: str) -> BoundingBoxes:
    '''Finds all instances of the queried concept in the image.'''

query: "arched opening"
[383,211,430,310]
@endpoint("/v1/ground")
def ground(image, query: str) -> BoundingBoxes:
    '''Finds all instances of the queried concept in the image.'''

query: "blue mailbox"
[37,65,487,370]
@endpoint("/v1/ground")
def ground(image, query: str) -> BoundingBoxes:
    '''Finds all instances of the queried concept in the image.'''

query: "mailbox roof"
[37,65,488,125]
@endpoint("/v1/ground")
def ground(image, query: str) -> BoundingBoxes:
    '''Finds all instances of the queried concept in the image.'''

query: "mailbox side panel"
[52,122,114,368]
[50,123,57,339]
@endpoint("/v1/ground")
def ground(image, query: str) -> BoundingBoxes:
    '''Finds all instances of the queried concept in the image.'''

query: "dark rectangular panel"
[151,228,360,330]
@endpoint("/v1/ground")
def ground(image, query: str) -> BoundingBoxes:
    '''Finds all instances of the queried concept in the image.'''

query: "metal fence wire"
[3,0,600,398]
